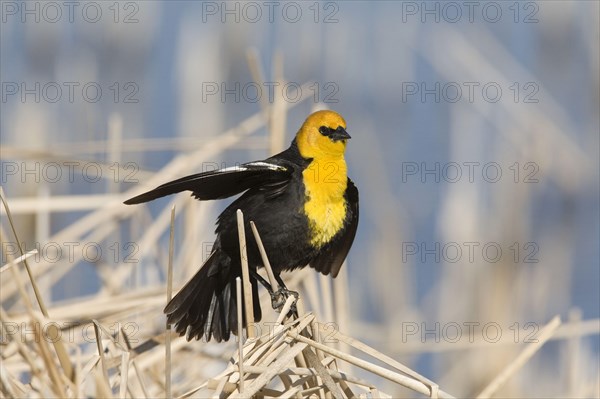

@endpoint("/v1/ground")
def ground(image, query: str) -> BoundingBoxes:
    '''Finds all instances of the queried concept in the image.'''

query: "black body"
[125,140,358,341]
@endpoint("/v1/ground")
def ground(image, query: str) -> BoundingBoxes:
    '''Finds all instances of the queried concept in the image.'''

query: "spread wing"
[124,161,292,205]
[309,178,359,278]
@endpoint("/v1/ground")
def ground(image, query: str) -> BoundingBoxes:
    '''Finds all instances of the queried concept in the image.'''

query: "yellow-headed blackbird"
[124,110,358,342]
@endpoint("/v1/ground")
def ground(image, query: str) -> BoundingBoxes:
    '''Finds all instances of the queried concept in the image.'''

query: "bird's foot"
[270,287,299,315]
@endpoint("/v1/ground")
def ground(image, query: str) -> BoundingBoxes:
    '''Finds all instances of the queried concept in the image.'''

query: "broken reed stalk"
[241,365,376,389]
[315,322,441,392]
[0,187,75,382]
[229,342,309,399]
[269,51,287,154]
[301,346,344,399]
[0,187,49,317]
[119,351,130,399]
[0,249,38,274]
[236,209,255,338]
[275,296,297,325]
[244,48,287,154]
[250,221,279,291]
[476,315,562,398]
[289,332,456,399]
[166,205,176,399]
[245,48,270,123]
[92,320,111,390]
[0,362,18,398]
[121,327,150,398]
[236,277,245,393]
[0,308,39,381]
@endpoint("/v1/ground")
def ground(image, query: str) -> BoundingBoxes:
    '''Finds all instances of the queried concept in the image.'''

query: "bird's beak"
[330,126,351,142]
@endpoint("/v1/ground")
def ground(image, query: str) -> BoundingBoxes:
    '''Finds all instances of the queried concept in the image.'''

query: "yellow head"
[296,110,350,159]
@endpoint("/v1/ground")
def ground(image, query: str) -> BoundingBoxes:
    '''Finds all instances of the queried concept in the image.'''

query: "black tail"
[164,250,262,342]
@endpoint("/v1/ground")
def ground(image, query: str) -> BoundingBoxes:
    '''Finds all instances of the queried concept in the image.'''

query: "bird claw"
[270,287,299,314]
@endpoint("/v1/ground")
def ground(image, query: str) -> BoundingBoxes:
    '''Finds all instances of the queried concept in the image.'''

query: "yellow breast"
[302,158,348,247]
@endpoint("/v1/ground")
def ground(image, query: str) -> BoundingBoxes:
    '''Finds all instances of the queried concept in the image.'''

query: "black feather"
[124,163,291,205]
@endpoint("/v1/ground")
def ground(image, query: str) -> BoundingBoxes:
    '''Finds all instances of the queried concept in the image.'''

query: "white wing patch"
[218,165,247,173]
[245,162,287,171]
[215,162,286,174]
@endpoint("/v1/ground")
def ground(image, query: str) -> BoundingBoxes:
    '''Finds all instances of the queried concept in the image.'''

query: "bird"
[124,110,359,342]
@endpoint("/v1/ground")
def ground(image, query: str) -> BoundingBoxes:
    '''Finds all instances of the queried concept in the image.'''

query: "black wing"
[124,161,292,205]
[310,178,359,278]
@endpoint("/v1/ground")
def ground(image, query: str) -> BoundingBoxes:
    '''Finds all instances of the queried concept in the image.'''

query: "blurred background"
[1,1,599,398]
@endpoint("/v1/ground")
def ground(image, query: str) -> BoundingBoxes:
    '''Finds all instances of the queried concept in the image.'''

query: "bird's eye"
[319,126,333,136]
